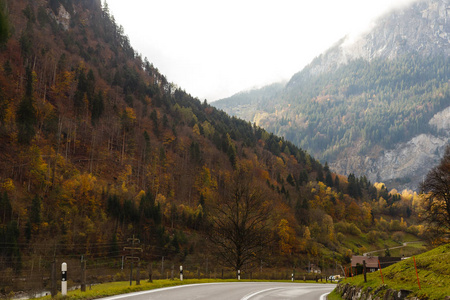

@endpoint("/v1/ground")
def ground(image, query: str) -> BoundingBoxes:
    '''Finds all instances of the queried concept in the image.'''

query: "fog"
[107,0,420,101]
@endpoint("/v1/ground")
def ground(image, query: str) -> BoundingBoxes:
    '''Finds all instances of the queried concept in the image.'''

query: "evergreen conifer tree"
[16,66,37,144]
[0,0,10,45]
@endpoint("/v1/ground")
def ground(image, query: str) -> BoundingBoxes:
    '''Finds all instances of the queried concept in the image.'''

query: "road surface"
[363,241,423,256]
[99,282,336,300]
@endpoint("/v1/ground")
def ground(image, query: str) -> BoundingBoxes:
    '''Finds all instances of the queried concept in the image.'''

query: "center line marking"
[241,287,283,300]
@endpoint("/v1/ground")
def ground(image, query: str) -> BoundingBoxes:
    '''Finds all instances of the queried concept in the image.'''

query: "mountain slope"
[1,0,429,293]
[213,81,285,121]
[214,0,450,191]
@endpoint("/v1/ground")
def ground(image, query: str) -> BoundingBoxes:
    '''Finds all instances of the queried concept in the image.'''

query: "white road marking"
[241,287,283,300]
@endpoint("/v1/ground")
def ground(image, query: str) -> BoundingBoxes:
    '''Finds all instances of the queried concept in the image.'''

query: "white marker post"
[180,265,183,281]
[61,262,67,295]
[238,269,241,281]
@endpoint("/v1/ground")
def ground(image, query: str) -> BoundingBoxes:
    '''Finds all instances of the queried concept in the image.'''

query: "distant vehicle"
[328,275,342,282]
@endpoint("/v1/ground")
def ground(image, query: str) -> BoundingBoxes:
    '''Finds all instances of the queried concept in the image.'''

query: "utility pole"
[81,256,86,292]
[124,235,142,286]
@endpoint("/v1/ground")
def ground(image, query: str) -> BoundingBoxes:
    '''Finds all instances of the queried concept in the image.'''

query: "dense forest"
[272,54,450,161]
[0,0,431,293]
[217,54,450,163]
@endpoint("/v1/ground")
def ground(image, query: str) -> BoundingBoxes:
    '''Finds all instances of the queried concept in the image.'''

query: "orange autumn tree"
[277,218,299,257]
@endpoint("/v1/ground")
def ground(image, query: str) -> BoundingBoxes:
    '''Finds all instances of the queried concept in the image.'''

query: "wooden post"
[363,260,367,283]
[51,261,57,297]
[81,259,86,292]
[413,257,421,290]
[130,261,133,286]
[136,262,140,285]
[148,263,153,282]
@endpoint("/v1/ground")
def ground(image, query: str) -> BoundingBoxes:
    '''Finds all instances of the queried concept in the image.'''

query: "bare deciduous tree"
[209,165,272,272]
[420,145,450,237]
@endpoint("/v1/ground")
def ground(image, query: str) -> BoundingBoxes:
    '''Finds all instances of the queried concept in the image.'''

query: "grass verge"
[338,243,450,299]
[327,290,343,300]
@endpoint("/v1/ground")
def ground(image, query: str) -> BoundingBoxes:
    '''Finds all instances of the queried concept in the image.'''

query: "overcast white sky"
[106,0,418,102]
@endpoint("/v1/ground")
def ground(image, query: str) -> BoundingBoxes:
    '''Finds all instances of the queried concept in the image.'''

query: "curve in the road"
[99,282,336,300]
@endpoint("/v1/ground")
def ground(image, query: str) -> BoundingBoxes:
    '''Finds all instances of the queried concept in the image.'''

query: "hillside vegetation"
[276,55,449,160]
[216,53,450,164]
[0,0,431,295]
[213,0,450,192]
[334,243,450,299]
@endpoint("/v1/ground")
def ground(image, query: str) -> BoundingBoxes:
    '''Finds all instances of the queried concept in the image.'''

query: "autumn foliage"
[0,0,429,291]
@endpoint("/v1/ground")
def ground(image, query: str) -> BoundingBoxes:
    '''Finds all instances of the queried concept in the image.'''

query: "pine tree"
[30,195,41,231]
[0,0,10,45]
[91,91,104,124]
[325,171,334,187]
[334,175,340,191]
[0,191,12,224]
[0,221,21,272]
[16,66,37,144]
[109,234,119,256]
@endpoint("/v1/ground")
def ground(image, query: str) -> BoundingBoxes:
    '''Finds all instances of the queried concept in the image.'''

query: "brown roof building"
[351,256,402,272]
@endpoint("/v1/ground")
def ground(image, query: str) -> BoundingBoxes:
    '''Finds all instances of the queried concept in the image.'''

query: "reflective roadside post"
[180,265,183,281]
[61,262,67,295]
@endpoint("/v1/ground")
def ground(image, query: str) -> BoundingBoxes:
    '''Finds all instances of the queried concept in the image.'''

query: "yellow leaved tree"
[277,218,298,256]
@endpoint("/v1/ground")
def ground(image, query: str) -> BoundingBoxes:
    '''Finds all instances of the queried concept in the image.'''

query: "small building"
[351,256,402,273]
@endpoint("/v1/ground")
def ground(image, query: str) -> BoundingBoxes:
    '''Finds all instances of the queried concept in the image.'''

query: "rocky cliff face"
[302,0,450,79]
[332,130,449,191]
[332,101,449,192]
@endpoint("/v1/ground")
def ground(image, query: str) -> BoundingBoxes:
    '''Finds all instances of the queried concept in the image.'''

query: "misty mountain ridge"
[289,0,449,82]
[214,0,450,192]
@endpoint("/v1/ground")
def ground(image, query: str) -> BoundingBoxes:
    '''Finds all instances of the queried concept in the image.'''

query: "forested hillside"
[276,55,449,159]
[214,0,450,192]
[0,0,429,293]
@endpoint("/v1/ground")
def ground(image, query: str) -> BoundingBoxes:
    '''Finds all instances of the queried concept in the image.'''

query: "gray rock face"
[336,283,416,300]
[307,0,450,78]
[47,4,72,31]
[331,106,450,191]
[429,106,450,132]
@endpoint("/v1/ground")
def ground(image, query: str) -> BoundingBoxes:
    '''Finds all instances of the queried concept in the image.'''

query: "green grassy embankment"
[336,243,450,299]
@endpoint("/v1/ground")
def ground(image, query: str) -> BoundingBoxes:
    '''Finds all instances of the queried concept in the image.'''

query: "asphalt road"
[99,282,336,300]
